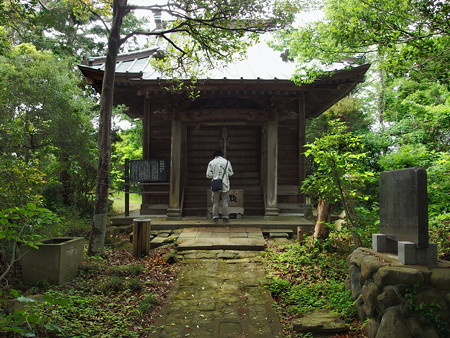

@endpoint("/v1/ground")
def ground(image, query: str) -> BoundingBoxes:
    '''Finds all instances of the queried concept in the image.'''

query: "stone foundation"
[347,248,450,337]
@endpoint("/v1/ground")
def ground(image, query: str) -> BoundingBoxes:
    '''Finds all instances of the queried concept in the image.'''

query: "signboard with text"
[130,159,169,182]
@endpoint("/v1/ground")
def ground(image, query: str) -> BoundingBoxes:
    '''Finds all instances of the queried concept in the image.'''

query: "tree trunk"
[88,0,127,256]
[59,152,72,205]
[313,199,332,240]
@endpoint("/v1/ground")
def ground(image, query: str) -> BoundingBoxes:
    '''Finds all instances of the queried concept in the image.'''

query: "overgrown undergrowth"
[0,242,181,337]
[261,238,364,336]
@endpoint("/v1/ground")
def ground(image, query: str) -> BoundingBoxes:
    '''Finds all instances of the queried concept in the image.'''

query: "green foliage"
[271,0,450,85]
[379,144,435,170]
[0,157,47,209]
[405,285,450,337]
[0,291,66,337]
[383,79,450,152]
[0,202,58,281]
[302,119,373,203]
[0,244,180,337]
[109,264,144,277]
[0,42,98,213]
[99,276,127,293]
[125,0,301,78]
[429,214,450,258]
[27,289,141,337]
[262,240,357,324]
[302,119,376,243]
[110,118,143,190]
[306,96,373,143]
[139,294,159,313]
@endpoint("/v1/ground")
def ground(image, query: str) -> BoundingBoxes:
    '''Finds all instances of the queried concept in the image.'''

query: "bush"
[262,239,359,333]
[139,294,159,313]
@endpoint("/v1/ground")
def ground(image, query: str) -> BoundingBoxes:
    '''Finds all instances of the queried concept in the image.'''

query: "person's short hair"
[213,150,223,157]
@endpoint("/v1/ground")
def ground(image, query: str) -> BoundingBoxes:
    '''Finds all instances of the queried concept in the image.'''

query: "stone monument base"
[372,234,437,265]
[348,248,450,338]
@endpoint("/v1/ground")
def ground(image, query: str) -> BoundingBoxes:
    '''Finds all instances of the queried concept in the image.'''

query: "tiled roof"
[86,43,296,81]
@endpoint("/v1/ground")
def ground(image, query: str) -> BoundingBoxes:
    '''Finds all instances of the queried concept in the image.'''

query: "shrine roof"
[80,43,298,81]
[78,43,370,119]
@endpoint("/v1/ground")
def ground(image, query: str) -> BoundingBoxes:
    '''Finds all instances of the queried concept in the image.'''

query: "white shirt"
[206,156,234,192]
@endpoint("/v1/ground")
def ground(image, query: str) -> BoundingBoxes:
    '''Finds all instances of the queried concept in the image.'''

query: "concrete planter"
[20,237,85,285]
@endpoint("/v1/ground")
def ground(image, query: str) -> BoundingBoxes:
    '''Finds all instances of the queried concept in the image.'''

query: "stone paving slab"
[149,259,285,337]
[176,227,266,251]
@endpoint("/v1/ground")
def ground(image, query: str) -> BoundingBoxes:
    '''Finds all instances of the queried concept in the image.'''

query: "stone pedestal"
[372,234,437,265]
[348,248,450,338]
[398,241,438,265]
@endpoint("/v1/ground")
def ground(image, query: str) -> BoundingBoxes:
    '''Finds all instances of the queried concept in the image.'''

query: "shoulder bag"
[211,161,228,192]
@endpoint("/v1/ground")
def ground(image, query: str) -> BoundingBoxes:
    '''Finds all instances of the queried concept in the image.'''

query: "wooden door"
[183,126,264,216]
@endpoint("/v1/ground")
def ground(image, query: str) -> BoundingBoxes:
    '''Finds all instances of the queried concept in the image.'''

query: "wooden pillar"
[143,98,151,160]
[298,94,306,203]
[167,118,182,218]
[265,112,279,216]
[142,98,151,209]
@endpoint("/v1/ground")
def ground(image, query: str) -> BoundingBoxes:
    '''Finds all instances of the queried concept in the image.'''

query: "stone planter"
[20,237,85,285]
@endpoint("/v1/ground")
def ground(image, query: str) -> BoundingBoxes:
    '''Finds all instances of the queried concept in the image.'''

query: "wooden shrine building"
[79,44,370,218]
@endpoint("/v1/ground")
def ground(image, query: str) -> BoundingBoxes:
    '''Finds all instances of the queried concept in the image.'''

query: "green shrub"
[139,294,159,313]
[128,278,143,291]
[100,276,126,293]
[262,240,358,332]
[110,264,143,276]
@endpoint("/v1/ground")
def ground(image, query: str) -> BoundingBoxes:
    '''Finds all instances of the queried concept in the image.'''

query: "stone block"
[372,234,398,253]
[398,241,417,265]
[376,306,412,338]
[291,310,347,334]
[398,241,437,265]
[348,248,390,280]
[362,281,380,318]
[349,264,362,300]
[269,232,289,238]
[374,266,425,288]
[364,318,380,338]
[430,268,450,291]
[377,285,403,312]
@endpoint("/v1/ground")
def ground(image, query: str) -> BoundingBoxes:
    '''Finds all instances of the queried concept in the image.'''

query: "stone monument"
[373,167,437,265]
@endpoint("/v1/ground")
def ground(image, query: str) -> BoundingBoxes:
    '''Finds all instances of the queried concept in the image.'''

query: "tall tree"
[302,119,374,245]
[79,0,300,256]
[271,0,450,85]
[0,43,97,208]
[0,0,145,58]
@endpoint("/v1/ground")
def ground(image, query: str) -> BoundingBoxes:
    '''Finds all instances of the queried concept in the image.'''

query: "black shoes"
[213,218,219,224]
[223,217,229,224]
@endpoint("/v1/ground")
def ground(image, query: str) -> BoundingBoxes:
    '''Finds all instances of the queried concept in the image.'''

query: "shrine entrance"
[183,125,264,216]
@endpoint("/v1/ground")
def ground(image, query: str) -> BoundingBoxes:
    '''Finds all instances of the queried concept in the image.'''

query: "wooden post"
[125,159,130,217]
[298,94,306,203]
[297,226,303,242]
[132,218,151,258]
[265,113,279,216]
[168,119,182,218]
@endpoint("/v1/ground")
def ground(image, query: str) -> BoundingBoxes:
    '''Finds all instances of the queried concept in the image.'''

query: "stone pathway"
[149,227,294,250]
[149,251,285,337]
[176,227,266,251]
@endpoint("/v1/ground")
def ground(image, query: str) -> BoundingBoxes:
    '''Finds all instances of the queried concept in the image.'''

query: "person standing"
[206,150,234,224]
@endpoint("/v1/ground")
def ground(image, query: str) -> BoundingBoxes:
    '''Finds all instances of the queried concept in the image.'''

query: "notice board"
[130,160,169,182]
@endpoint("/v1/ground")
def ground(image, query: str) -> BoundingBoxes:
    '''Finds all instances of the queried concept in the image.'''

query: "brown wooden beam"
[265,112,279,216]
[167,119,182,218]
